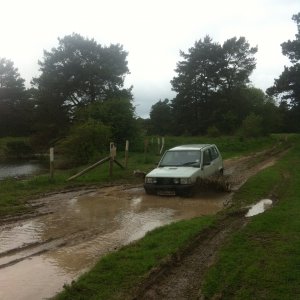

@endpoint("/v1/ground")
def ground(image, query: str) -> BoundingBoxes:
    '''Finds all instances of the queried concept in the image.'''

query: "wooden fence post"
[157,137,160,154]
[160,137,165,155]
[125,140,129,168]
[109,142,116,177]
[50,147,54,180]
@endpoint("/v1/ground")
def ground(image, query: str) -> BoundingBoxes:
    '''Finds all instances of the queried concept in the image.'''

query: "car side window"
[203,149,212,165]
[211,146,219,160]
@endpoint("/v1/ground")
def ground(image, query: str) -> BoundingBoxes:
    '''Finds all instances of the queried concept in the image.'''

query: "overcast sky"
[1,0,299,117]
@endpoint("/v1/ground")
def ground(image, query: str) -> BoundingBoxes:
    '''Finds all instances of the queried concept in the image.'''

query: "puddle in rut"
[0,186,225,300]
[245,199,273,217]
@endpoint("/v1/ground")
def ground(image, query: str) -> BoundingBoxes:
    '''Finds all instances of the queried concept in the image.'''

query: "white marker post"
[160,137,165,155]
[125,140,129,168]
[109,142,116,177]
[50,147,54,180]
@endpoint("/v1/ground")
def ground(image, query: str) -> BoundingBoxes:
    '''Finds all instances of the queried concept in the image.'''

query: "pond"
[0,161,44,180]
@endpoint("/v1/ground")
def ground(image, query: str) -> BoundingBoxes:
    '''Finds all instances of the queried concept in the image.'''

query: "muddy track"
[0,146,288,300]
[133,214,247,300]
[129,147,287,300]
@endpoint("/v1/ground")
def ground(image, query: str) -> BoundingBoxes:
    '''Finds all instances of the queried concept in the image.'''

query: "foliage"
[76,97,142,149]
[0,58,33,137]
[238,113,263,138]
[207,126,221,137]
[149,98,173,135]
[61,120,111,164]
[4,140,33,159]
[31,33,131,145]
[149,36,260,135]
[267,12,300,132]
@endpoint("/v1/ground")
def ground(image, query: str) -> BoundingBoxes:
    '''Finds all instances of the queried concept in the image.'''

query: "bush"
[4,140,33,159]
[238,113,263,138]
[207,126,221,137]
[61,120,111,165]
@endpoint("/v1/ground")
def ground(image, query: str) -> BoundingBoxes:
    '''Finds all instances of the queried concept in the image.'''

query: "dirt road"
[131,148,285,300]
[0,147,284,300]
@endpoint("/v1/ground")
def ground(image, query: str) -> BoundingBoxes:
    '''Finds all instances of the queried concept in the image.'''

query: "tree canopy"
[168,36,258,135]
[267,12,300,131]
[0,58,32,137]
[30,33,133,145]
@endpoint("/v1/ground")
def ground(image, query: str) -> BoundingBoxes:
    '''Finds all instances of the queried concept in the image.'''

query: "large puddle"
[0,186,225,300]
[0,162,43,180]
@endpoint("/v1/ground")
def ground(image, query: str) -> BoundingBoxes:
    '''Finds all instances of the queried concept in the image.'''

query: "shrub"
[207,126,221,137]
[4,140,33,159]
[238,113,263,138]
[61,120,111,165]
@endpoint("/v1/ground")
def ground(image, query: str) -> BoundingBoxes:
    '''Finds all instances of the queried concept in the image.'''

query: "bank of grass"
[201,135,300,299]
[0,135,283,217]
[55,216,215,300]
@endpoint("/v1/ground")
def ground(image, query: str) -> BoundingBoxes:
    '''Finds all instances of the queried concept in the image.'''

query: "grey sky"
[1,0,299,117]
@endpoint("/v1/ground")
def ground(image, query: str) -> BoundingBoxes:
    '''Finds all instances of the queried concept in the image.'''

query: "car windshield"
[159,150,201,167]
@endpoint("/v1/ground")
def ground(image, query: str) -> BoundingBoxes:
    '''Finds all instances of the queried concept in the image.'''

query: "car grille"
[156,178,174,185]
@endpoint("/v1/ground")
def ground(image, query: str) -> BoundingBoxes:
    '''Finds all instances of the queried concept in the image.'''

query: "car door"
[202,148,215,177]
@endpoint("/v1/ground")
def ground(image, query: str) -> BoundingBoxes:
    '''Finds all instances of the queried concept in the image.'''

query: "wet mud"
[0,186,225,300]
[0,147,285,300]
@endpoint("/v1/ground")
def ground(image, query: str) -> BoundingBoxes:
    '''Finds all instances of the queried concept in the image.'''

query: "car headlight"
[180,178,192,184]
[145,177,157,184]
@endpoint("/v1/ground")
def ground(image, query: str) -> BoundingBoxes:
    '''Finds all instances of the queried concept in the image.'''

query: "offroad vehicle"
[144,144,223,196]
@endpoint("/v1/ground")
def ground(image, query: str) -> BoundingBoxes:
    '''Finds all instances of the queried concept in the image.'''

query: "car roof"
[168,144,214,151]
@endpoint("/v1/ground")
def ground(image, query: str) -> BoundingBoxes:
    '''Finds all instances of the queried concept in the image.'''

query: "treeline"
[0,13,299,162]
[148,13,300,136]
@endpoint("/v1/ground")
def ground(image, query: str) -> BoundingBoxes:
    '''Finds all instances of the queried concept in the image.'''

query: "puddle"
[0,186,225,300]
[245,199,273,217]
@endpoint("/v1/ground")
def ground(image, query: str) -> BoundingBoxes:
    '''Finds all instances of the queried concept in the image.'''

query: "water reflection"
[0,162,42,179]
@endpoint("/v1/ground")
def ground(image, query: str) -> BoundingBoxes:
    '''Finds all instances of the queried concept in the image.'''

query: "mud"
[130,147,287,300]
[0,186,225,300]
[0,147,285,300]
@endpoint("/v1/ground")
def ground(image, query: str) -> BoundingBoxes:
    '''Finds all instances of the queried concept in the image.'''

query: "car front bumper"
[144,183,195,196]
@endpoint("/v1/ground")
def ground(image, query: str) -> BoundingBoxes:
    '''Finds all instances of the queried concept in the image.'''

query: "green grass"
[55,216,215,300]
[201,136,300,299]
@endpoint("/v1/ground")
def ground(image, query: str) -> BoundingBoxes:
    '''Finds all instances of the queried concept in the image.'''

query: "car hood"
[146,167,199,178]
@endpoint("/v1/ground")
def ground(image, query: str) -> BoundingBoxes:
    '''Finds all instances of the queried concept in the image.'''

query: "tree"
[239,113,263,138]
[0,58,32,137]
[31,33,131,145]
[221,37,257,91]
[267,12,300,131]
[76,97,140,147]
[61,120,111,164]
[149,99,173,135]
[170,36,257,135]
[171,36,223,134]
[33,33,131,108]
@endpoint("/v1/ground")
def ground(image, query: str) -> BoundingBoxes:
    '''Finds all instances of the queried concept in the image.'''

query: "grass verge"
[201,136,300,299]
[54,216,215,300]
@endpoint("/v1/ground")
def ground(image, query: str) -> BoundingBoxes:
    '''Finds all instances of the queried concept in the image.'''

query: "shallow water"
[0,186,225,300]
[245,199,273,217]
[0,162,42,180]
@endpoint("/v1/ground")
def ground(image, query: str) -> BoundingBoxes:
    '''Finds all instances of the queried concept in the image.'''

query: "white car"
[144,144,223,196]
